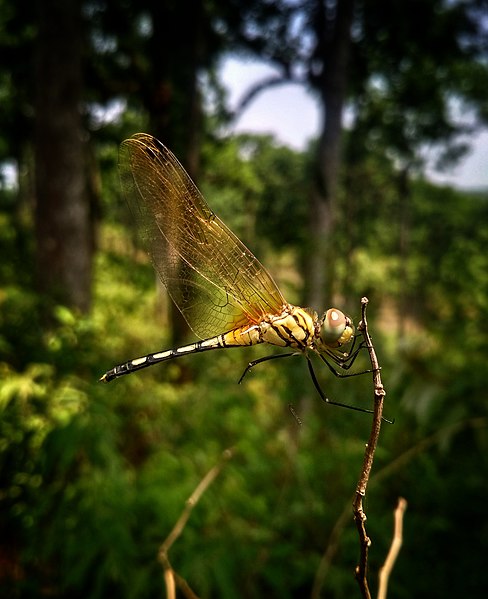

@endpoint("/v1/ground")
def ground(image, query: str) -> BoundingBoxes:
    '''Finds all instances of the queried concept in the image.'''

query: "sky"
[219,57,488,190]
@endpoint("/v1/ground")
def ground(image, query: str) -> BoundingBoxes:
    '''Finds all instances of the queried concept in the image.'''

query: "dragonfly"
[100,134,367,411]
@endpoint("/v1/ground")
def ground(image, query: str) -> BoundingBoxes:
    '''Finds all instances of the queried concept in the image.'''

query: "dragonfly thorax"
[318,308,355,349]
[258,305,316,349]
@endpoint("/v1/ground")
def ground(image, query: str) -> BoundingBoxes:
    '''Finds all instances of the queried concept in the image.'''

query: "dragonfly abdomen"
[101,328,262,383]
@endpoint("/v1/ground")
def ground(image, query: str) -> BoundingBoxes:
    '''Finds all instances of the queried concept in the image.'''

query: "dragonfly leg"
[307,356,393,422]
[306,356,375,414]
[238,352,300,384]
[319,344,376,378]
[336,337,367,368]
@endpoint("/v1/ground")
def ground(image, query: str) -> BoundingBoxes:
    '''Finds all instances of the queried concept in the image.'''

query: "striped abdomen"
[100,305,316,382]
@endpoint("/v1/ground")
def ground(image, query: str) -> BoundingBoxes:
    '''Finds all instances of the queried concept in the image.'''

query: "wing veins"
[120,134,286,337]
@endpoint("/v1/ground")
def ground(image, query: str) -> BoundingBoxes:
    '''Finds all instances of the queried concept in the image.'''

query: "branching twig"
[353,297,386,599]
[313,417,487,597]
[377,498,407,599]
[158,448,235,599]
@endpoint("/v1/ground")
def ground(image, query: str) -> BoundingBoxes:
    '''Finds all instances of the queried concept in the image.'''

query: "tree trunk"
[34,0,92,313]
[305,0,354,311]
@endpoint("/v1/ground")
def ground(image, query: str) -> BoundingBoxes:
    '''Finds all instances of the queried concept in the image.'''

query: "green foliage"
[2,131,488,596]
[2,128,488,597]
[349,0,488,168]
[201,133,310,253]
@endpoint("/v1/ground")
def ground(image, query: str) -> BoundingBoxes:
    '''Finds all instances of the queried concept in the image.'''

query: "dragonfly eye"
[320,308,354,348]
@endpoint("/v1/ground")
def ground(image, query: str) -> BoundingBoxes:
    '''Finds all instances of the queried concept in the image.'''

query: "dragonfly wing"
[119,133,286,339]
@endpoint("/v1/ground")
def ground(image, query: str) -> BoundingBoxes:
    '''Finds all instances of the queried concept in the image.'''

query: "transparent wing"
[119,133,286,339]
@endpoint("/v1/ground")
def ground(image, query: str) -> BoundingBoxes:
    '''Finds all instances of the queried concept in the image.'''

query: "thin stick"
[377,498,407,599]
[158,448,235,599]
[353,297,386,599]
[314,417,487,597]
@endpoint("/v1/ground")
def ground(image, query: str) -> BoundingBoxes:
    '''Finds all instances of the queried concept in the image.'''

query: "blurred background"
[1,0,487,597]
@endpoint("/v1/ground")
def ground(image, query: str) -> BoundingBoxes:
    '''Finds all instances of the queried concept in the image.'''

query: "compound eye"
[320,309,353,348]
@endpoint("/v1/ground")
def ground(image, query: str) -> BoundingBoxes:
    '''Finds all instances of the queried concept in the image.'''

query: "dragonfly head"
[319,308,355,349]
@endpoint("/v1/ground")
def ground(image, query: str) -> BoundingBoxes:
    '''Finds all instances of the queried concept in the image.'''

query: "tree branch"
[233,74,300,119]
[353,297,386,598]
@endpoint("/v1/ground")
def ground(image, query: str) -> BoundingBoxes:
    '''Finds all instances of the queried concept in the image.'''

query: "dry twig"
[353,297,386,599]
[158,447,235,599]
[377,498,407,599]
[313,418,487,597]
